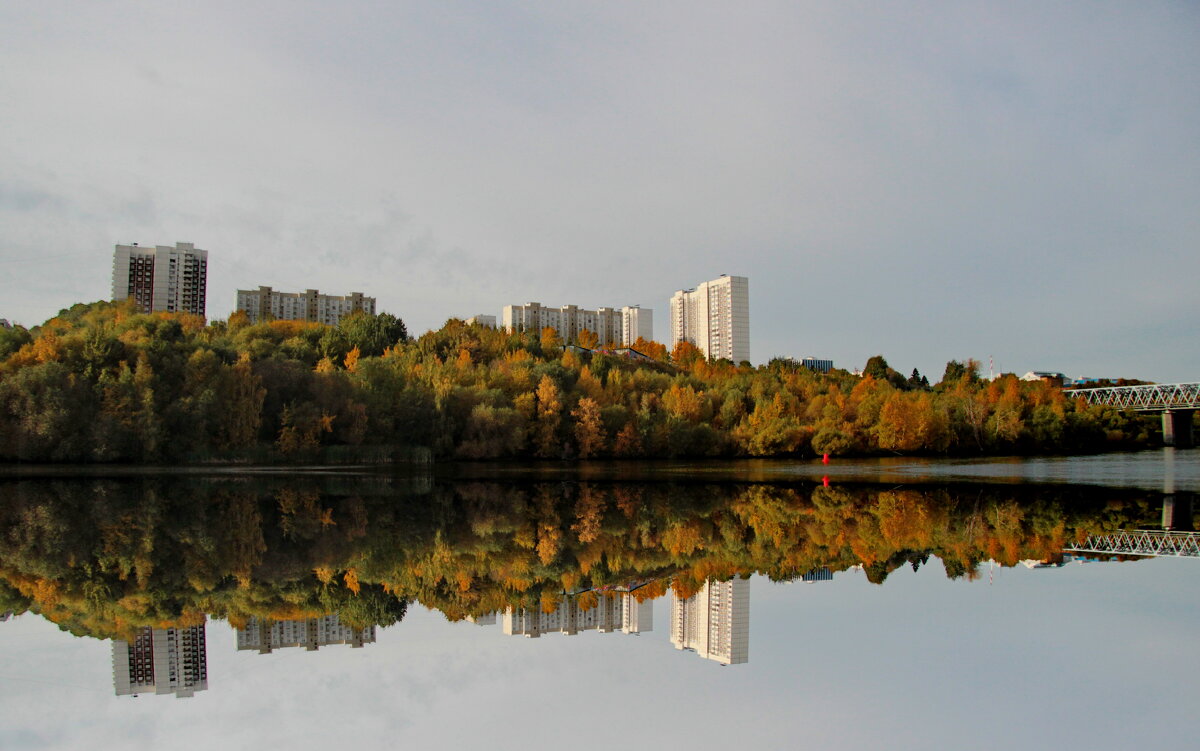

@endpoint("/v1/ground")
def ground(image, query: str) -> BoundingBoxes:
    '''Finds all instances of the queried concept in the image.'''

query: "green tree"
[864,355,891,381]
[338,312,408,357]
[0,325,33,360]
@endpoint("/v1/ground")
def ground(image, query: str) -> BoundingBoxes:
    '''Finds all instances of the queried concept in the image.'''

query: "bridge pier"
[1162,494,1195,531]
[1162,410,1195,448]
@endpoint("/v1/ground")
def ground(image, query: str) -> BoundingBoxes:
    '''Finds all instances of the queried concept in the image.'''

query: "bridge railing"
[1062,382,1200,411]
[1064,530,1200,558]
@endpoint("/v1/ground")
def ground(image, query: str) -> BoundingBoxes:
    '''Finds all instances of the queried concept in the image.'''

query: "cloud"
[1,1,1197,378]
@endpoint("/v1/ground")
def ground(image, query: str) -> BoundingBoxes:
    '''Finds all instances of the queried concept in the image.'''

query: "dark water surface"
[0,451,1196,750]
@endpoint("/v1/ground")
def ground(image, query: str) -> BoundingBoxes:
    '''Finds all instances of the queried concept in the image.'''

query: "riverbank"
[4,447,1196,492]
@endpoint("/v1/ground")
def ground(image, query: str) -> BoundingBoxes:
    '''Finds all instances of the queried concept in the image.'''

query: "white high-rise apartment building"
[621,305,653,346]
[235,286,376,326]
[670,578,749,665]
[502,303,653,347]
[503,593,653,638]
[670,275,749,363]
[112,624,208,698]
[112,242,208,318]
[235,615,377,654]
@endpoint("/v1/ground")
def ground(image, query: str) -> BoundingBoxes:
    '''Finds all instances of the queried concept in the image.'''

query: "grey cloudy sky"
[2,2,1197,381]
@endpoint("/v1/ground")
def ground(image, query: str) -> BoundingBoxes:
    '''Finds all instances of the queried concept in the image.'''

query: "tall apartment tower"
[112,242,208,318]
[235,287,376,326]
[112,624,208,698]
[503,303,653,347]
[670,578,750,665]
[621,305,653,345]
[669,275,749,363]
[503,593,653,638]
[235,615,377,654]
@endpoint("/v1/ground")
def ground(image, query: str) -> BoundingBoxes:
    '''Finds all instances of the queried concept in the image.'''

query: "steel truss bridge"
[1062,382,1200,411]
[1064,530,1200,559]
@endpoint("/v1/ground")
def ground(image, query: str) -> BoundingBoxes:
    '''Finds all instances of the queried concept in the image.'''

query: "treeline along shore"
[0,300,1156,463]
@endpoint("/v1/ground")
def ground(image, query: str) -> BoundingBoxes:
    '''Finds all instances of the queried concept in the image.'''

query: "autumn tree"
[571,397,604,458]
[631,337,668,361]
[671,339,706,368]
[539,326,562,354]
[534,375,562,458]
[577,328,599,349]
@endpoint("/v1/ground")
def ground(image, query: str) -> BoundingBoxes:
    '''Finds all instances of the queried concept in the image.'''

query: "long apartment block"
[236,286,376,326]
[502,302,652,347]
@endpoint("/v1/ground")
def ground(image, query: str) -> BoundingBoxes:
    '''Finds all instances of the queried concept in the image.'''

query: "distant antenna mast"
[989,355,995,381]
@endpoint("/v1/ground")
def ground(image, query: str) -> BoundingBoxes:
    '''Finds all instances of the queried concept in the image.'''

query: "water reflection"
[236,615,377,653]
[1,472,1196,704]
[112,624,208,699]
[671,578,750,665]
[503,591,652,637]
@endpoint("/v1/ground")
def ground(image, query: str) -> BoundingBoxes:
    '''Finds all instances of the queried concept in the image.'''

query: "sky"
[1,2,1198,382]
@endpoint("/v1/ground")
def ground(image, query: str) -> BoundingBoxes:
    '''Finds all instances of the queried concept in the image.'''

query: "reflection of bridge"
[1064,530,1200,559]
[1063,383,1198,447]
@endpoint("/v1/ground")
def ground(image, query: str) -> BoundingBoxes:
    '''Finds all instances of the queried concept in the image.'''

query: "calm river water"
[1,449,1196,751]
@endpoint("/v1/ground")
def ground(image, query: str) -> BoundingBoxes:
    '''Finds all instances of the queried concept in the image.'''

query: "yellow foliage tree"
[535,375,561,458]
[571,397,604,458]
[577,328,599,349]
[540,326,562,352]
[631,336,668,361]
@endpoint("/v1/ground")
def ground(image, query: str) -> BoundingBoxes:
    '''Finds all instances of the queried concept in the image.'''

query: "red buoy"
[822,453,830,465]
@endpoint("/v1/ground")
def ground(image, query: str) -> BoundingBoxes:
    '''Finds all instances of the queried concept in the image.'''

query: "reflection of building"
[236,615,376,654]
[112,624,208,698]
[502,302,652,346]
[800,567,833,582]
[465,613,497,625]
[503,593,652,638]
[670,275,750,363]
[1021,559,1065,569]
[670,578,749,665]
[235,286,376,326]
[0,611,11,621]
[112,242,208,317]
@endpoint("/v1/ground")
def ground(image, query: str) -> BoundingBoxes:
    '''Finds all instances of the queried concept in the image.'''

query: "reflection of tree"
[0,476,1168,639]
